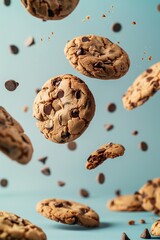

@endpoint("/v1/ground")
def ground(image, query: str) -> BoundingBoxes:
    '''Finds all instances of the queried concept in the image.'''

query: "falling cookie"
[107,194,144,211]
[0,211,46,240]
[33,74,95,144]
[122,62,160,110]
[21,0,79,20]
[64,35,130,80]
[0,106,33,164]
[151,219,160,236]
[36,198,99,228]
[85,142,125,170]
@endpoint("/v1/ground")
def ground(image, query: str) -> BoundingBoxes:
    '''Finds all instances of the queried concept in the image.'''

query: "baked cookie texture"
[0,106,33,164]
[64,35,130,80]
[122,62,160,110]
[33,74,95,143]
[151,219,160,236]
[0,211,47,240]
[21,0,79,20]
[107,194,144,211]
[36,198,99,228]
[86,142,125,170]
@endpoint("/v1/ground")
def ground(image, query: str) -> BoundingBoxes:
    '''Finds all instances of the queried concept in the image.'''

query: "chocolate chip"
[35,88,41,94]
[139,141,148,151]
[146,68,152,74]
[97,173,105,184]
[57,181,65,187]
[132,130,138,135]
[71,109,79,118]
[52,78,61,86]
[107,103,116,112]
[104,124,114,131]
[82,36,90,42]
[128,220,135,225]
[79,188,89,198]
[115,189,121,196]
[43,104,52,115]
[57,90,64,98]
[38,156,48,164]
[75,90,81,99]
[76,47,84,56]
[94,62,103,68]
[139,219,146,224]
[41,167,51,176]
[140,228,151,239]
[132,21,136,25]
[24,36,35,47]
[0,178,8,187]
[121,232,131,240]
[4,80,19,91]
[112,23,122,32]
[146,77,153,81]
[54,202,63,208]
[9,45,19,54]
[61,132,70,139]
[4,0,11,6]
[48,9,54,17]
[157,4,160,11]
[97,148,106,154]
[67,141,77,151]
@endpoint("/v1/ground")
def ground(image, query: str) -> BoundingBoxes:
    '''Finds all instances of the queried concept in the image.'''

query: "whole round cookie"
[86,142,125,170]
[33,74,95,143]
[64,35,130,80]
[151,219,160,236]
[0,106,33,164]
[138,178,160,211]
[21,0,79,20]
[122,62,160,110]
[0,211,46,240]
[107,194,143,212]
[36,198,99,228]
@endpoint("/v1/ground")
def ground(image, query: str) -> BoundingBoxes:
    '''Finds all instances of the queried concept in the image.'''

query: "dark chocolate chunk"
[140,228,151,239]
[4,0,11,6]
[157,4,160,11]
[0,178,8,187]
[54,202,63,208]
[104,124,114,131]
[115,189,121,196]
[107,103,116,112]
[82,36,90,42]
[61,132,70,139]
[57,181,65,187]
[24,36,35,47]
[35,88,41,94]
[76,47,84,56]
[132,130,138,136]
[79,188,89,198]
[97,173,105,184]
[48,9,54,17]
[52,77,61,86]
[71,109,79,118]
[94,62,103,68]
[146,77,153,81]
[4,80,19,91]
[128,220,135,225]
[38,156,48,164]
[75,90,81,99]
[57,90,64,98]
[112,23,122,32]
[139,141,148,151]
[139,219,146,224]
[146,68,152,74]
[121,232,131,240]
[67,141,77,151]
[9,45,19,54]
[43,104,52,115]
[41,167,51,176]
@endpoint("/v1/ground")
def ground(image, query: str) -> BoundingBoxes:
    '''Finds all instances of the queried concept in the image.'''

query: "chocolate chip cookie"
[36,198,99,228]
[0,211,46,240]
[33,74,95,143]
[122,62,160,110]
[86,142,125,170]
[0,106,33,164]
[107,194,144,211]
[138,178,160,211]
[21,0,79,20]
[64,35,130,80]
[151,219,160,236]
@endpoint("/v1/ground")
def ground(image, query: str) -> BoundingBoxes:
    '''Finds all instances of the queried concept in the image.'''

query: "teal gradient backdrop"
[0,0,160,196]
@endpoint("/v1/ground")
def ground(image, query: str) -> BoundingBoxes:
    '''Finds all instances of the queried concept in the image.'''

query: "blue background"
[0,0,160,239]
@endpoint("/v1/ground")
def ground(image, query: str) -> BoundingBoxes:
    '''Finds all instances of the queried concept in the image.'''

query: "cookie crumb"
[23,106,29,113]
[121,232,131,240]
[128,220,135,225]
[140,228,151,239]
[139,219,146,224]
[112,23,122,32]
[148,56,152,61]
[67,141,77,151]
[41,167,51,176]
[132,21,136,25]
[24,36,35,47]
[104,124,114,131]
[139,141,148,151]
[157,4,160,11]
[115,189,121,196]
[57,181,65,187]
[86,15,90,20]
[132,130,138,136]
[102,14,106,17]
[5,80,19,91]
[9,45,19,54]
[96,173,105,184]
[0,178,8,187]
[38,156,48,164]
[107,103,116,112]
[79,188,89,198]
